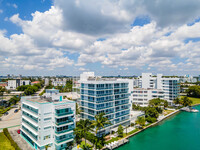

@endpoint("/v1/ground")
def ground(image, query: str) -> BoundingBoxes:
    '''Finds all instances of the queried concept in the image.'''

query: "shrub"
[3,128,20,150]
[145,117,157,123]
[117,125,124,137]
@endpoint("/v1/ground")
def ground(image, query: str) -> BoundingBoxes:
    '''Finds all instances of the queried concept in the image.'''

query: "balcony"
[55,111,73,117]
[115,112,129,118]
[56,120,73,126]
[22,104,38,115]
[22,118,38,131]
[21,125,37,141]
[55,128,74,134]
[22,112,38,123]
[55,136,74,143]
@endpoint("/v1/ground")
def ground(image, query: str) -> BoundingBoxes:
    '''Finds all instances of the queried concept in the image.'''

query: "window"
[44,118,51,121]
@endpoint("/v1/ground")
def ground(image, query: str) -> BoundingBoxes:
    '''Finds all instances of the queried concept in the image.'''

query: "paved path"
[0,104,21,131]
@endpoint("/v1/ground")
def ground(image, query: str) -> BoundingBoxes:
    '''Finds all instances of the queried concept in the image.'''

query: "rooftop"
[21,96,74,104]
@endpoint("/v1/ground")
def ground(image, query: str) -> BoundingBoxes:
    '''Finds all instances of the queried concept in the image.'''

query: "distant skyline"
[0,0,200,76]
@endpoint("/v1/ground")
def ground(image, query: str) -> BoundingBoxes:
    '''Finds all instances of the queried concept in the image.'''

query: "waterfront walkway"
[105,139,129,150]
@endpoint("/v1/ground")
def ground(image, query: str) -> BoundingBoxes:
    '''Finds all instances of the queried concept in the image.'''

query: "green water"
[117,105,200,150]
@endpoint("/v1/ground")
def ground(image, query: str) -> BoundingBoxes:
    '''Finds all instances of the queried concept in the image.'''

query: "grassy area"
[163,109,175,116]
[0,132,15,150]
[181,96,200,105]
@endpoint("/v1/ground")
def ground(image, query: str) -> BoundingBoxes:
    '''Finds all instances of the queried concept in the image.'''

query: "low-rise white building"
[20,91,76,150]
[132,88,165,107]
[6,79,31,90]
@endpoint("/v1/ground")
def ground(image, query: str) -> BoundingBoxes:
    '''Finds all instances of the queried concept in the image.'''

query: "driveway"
[9,127,34,150]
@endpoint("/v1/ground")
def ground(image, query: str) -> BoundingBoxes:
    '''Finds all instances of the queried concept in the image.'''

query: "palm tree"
[135,116,146,129]
[92,113,111,137]
[75,119,93,147]
[92,113,111,149]
[45,144,50,150]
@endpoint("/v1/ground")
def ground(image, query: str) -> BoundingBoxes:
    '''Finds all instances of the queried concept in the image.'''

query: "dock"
[105,138,129,149]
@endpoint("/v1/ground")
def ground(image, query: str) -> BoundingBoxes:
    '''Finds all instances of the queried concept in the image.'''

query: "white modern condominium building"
[79,72,132,135]
[132,88,165,107]
[20,90,75,150]
[132,73,180,106]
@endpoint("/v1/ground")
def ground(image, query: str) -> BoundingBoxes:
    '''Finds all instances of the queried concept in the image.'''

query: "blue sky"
[0,0,200,76]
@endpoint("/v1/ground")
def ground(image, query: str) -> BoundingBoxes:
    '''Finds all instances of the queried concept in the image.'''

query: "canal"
[117,105,200,150]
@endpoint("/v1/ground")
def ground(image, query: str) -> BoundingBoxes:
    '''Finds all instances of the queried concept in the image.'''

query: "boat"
[180,107,199,113]
[190,109,199,112]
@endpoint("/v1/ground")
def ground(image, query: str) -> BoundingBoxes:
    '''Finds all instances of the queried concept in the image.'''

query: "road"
[0,103,21,132]
[35,86,45,96]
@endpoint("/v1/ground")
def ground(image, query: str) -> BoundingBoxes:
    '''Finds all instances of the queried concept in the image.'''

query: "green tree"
[135,116,146,128]
[92,113,111,149]
[180,96,192,107]
[92,113,111,137]
[117,125,124,137]
[186,85,200,98]
[75,119,93,147]
[173,97,180,105]
[145,107,159,119]
[9,96,20,105]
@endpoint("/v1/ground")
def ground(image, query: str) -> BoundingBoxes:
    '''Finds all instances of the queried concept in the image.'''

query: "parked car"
[4,112,8,115]
[17,129,20,134]
[14,109,19,113]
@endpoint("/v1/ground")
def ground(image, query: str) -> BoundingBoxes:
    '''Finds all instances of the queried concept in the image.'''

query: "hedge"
[3,128,21,150]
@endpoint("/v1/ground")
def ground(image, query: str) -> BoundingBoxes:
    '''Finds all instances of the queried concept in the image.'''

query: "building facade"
[132,88,165,107]
[132,73,180,105]
[21,94,75,150]
[79,72,132,135]
[6,79,30,90]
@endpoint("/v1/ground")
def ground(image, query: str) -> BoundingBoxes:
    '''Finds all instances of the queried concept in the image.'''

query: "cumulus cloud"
[77,21,200,72]
[1,0,200,74]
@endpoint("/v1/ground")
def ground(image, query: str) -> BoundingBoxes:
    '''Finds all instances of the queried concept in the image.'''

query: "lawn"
[189,97,200,105]
[0,132,15,150]
[163,109,175,116]
[181,96,200,105]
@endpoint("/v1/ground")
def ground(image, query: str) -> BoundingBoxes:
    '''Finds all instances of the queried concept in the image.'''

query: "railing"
[115,112,129,118]
[115,101,129,106]
[96,105,113,110]
[22,125,37,140]
[55,136,74,143]
[55,128,74,134]
[56,120,73,126]
[22,104,38,115]
[55,111,73,117]
[22,118,38,131]
[22,112,38,123]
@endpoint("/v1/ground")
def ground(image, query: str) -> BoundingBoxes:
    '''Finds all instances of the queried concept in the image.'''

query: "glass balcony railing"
[115,112,129,118]
[55,111,73,117]
[56,120,73,126]
[22,104,38,115]
[55,128,74,134]
[22,118,38,131]
[22,125,37,140]
[55,136,74,143]
[22,111,38,123]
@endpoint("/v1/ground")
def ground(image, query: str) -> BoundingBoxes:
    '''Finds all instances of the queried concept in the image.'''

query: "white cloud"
[0,9,3,13]
[1,0,200,74]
